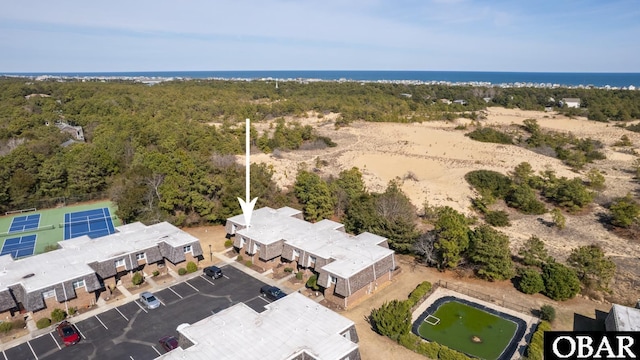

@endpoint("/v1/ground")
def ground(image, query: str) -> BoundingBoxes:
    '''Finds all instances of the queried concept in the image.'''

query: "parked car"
[260,285,286,301]
[56,321,80,346]
[140,291,161,309]
[203,265,223,279]
[159,335,180,352]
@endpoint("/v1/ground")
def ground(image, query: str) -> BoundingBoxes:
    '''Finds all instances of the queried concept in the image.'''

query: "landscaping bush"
[131,272,144,286]
[236,255,243,262]
[407,281,432,308]
[68,307,77,316]
[36,318,51,329]
[540,305,556,322]
[542,262,581,301]
[438,345,469,360]
[224,239,233,248]
[51,308,66,322]
[0,322,13,333]
[417,341,441,358]
[517,268,545,294]
[296,271,303,280]
[11,318,25,329]
[186,261,198,273]
[485,210,510,227]
[178,268,187,275]
[306,275,320,291]
[283,267,294,273]
[244,261,253,267]
[370,300,411,341]
[152,270,160,277]
[525,321,551,360]
[398,333,419,351]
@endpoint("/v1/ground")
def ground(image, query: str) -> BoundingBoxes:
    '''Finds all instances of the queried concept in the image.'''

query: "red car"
[56,321,80,346]
[159,335,180,352]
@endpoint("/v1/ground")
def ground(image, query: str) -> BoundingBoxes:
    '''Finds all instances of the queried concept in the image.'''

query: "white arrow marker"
[238,118,258,227]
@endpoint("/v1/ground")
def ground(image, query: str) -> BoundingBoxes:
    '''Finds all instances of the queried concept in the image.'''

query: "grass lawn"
[417,300,517,360]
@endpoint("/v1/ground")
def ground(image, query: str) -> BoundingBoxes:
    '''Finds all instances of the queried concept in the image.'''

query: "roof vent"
[22,273,35,279]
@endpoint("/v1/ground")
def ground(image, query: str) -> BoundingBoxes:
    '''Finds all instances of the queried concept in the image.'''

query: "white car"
[140,291,161,309]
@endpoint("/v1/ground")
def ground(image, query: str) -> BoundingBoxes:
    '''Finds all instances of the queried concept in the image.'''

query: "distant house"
[399,93,412,98]
[439,99,452,105]
[605,303,640,331]
[54,121,85,141]
[0,222,202,321]
[561,98,581,108]
[482,97,492,103]
[453,99,468,105]
[225,207,396,309]
[156,293,360,360]
[24,94,51,100]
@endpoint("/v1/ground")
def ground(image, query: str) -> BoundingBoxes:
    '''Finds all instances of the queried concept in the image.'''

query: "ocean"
[4,71,640,88]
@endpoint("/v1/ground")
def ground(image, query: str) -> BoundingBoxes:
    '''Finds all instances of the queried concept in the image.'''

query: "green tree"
[550,208,566,230]
[294,170,335,222]
[609,193,640,228]
[485,210,510,227]
[433,207,470,268]
[517,268,545,294]
[540,305,556,322]
[371,181,419,252]
[586,168,605,190]
[506,184,546,214]
[542,262,581,301]
[369,300,411,341]
[567,245,616,291]
[511,162,534,185]
[518,235,550,267]
[332,167,366,216]
[467,225,515,281]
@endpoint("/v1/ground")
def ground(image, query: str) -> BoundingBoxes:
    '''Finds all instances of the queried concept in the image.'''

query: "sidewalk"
[0,248,316,351]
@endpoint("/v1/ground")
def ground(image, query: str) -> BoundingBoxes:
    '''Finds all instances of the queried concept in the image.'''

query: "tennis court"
[1,234,37,258]
[8,214,41,233]
[63,207,116,240]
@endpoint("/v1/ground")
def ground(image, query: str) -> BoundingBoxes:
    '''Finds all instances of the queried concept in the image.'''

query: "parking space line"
[95,315,108,330]
[158,298,166,306]
[129,356,134,360]
[2,349,7,360]
[185,281,200,292]
[75,323,87,339]
[152,346,162,356]
[223,275,230,279]
[27,341,38,360]
[168,287,183,299]
[257,295,271,304]
[116,307,129,321]
[50,332,62,350]
[200,275,215,286]
[134,300,149,313]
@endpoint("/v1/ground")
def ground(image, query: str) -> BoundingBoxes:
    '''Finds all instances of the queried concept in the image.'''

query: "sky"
[1,0,639,73]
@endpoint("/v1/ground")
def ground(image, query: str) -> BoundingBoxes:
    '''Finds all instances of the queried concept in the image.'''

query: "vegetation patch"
[465,127,513,144]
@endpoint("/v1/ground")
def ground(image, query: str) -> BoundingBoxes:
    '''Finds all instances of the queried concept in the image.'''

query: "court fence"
[435,280,534,316]
[2,191,110,215]
[59,214,119,228]
[0,224,56,238]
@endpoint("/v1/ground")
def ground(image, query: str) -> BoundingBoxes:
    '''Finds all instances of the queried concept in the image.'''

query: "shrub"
[417,341,441,358]
[485,210,510,227]
[542,262,581,301]
[517,268,545,294]
[224,239,233,248]
[36,318,51,329]
[131,272,144,286]
[152,270,160,277]
[398,333,419,351]
[506,184,547,214]
[244,261,253,267]
[465,170,513,199]
[306,275,320,290]
[466,127,513,144]
[44,244,58,252]
[540,304,556,322]
[439,345,469,360]
[283,267,293,273]
[370,300,411,341]
[51,308,66,322]
[236,255,243,262]
[186,261,198,273]
[296,271,303,280]
[407,281,432,308]
[609,194,640,228]
[525,321,551,360]
[68,307,77,316]
[178,268,187,276]
[0,322,13,333]
[11,318,25,329]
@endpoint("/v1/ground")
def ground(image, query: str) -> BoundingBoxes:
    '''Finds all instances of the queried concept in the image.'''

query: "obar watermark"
[545,332,639,359]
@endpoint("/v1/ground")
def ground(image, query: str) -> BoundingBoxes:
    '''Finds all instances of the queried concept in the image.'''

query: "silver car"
[140,291,161,309]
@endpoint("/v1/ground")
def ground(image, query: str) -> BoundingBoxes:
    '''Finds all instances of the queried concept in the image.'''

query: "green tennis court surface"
[417,300,517,360]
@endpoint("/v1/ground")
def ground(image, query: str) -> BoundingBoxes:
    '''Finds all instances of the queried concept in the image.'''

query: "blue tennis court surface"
[1,234,36,258]
[64,208,116,240]
[8,214,41,233]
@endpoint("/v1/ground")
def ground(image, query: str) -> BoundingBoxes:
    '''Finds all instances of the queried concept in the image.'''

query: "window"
[330,276,338,284]
[72,279,85,289]
[115,258,125,267]
[293,249,300,258]
[183,245,192,254]
[136,252,146,261]
[42,289,55,299]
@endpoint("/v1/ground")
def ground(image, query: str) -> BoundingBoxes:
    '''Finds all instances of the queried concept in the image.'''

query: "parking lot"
[2,265,277,360]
